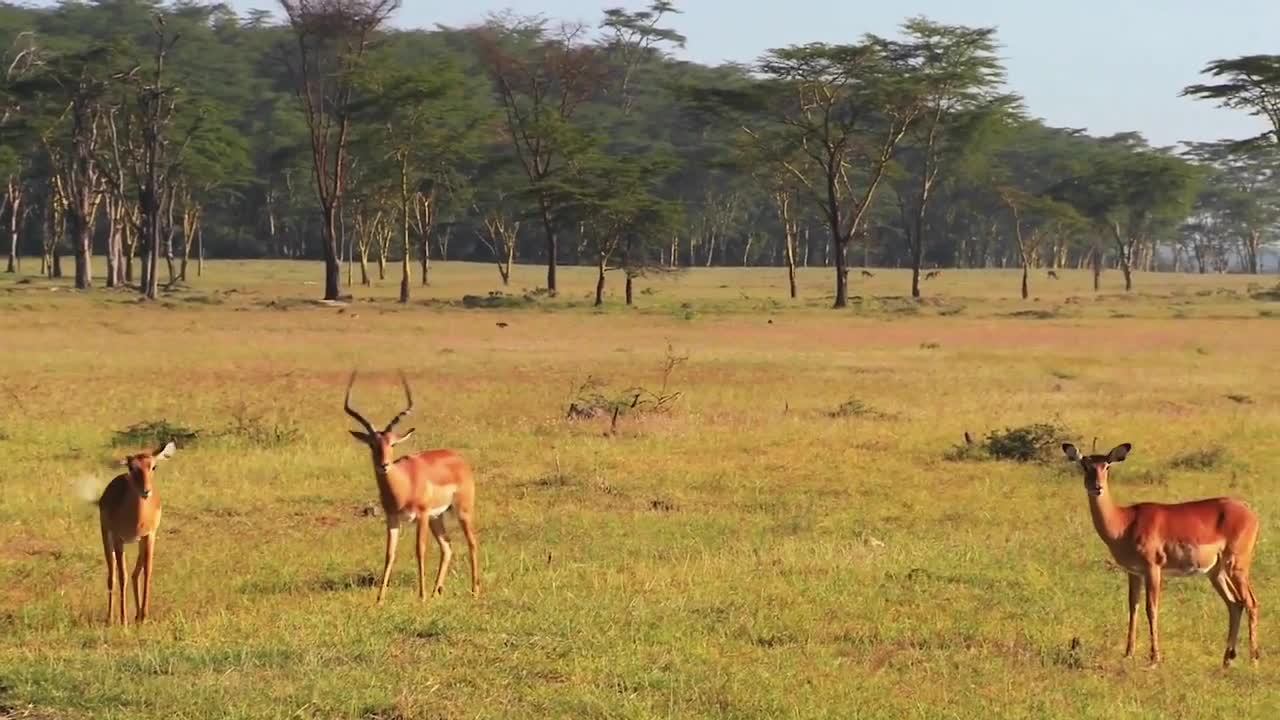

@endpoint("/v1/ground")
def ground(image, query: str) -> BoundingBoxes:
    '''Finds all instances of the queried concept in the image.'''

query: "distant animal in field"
[495,322,508,328]
[1063,441,1261,668]
[861,270,875,278]
[97,441,177,625]
[924,270,941,280]
[344,371,480,605]
[1047,270,1059,279]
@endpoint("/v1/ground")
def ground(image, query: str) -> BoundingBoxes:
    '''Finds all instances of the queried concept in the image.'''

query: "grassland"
[1,259,1279,719]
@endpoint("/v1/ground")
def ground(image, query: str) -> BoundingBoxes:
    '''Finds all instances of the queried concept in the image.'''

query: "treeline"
[1,0,1277,304]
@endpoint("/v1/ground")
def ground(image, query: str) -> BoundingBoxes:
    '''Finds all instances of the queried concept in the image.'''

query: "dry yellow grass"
[1,260,1279,719]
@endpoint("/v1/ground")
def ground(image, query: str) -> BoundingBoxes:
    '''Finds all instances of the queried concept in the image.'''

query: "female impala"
[97,441,176,625]
[344,370,479,604]
[1063,442,1260,667]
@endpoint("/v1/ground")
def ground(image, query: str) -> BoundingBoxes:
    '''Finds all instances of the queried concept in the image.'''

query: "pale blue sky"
[130,1,1280,146]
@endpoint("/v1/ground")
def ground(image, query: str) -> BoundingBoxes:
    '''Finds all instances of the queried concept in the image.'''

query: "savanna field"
[2,260,1280,719]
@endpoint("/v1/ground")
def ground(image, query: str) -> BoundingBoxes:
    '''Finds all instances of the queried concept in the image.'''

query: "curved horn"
[384,370,414,432]
[343,370,377,436]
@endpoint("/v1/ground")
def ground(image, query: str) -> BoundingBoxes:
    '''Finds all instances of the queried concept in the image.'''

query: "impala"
[344,370,479,604]
[97,441,176,625]
[1063,442,1260,667]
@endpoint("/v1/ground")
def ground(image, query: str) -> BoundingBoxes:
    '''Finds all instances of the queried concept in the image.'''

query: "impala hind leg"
[101,523,116,625]
[1232,569,1260,662]
[428,515,453,596]
[415,518,430,601]
[376,522,401,606]
[453,498,479,597]
[1210,567,1244,667]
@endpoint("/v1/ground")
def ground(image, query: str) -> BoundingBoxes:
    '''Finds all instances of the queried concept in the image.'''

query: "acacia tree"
[550,147,677,306]
[15,42,121,290]
[474,15,607,296]
[1182,141,1280,274]
[1183,55,1280,147]
[352,49,487,302]
[890,17,1011,298]
[744,40,928,308]
[1,32,37,275]
[114,18,203,300]
[469,154,525,285]
[1051,136,1201,291]
[278,0,399,301]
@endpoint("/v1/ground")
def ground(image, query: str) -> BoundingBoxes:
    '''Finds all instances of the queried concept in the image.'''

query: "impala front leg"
[1145,566,1163,667]
[376,521,401,606]
[136,534,155,623]
[1125,574,1141,658]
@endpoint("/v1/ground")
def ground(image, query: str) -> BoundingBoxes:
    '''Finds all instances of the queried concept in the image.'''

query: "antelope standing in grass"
[1063,442,1260,667]
[344,371,479,604]
[97,441,176,625]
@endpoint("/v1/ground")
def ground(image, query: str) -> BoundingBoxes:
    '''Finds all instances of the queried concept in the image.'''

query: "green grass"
[1,259,1279,719]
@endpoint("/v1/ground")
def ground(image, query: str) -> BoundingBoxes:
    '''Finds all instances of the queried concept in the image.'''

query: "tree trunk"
[1092,247,1102,292]
[396,156,412,302]
[833,239,849,308]
[73,215,92,289]
[5,190,20,274]
[625,273,634,306]
[594,253,606,307]
[196,224,203,277]
[539,193,558,295]
[784,230,798,300]
[322,202,341,300]
[1021,262,1029,300]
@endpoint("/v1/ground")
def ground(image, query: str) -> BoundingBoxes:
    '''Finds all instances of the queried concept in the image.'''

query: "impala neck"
[1087,487,1130,544]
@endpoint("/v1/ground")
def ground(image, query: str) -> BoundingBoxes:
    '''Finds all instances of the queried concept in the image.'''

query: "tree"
[740,39,928,307]
[547,146,677,306]
[1,31,37,275]
[599,1,685,116]
[474,15,607,296]
[1183,55,1280,147]
[278,0,400,301]
[1050,136,1201,291]
[890,17,1012,297]
[1182,141,1280,274]
[14,40,121,290]
[113,17,203,300]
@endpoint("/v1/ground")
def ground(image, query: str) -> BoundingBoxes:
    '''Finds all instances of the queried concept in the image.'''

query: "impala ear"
[153,441,177,464]
[1107,443,1132,463]
[1062,443,1081,462]
[391,428,415,445]
[349,431,371,444]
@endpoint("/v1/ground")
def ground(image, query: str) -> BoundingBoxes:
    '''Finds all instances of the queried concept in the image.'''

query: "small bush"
[1170,446,1226,471]
[947,422,1071,463]
[112,419,201,448]
[984,423,1071,462]
[827,398,890,420]
[220,405,302,448]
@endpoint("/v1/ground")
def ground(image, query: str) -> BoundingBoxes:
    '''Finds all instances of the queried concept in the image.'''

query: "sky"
[232,1,1275,147]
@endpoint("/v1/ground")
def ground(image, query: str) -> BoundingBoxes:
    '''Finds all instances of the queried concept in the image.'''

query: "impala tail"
[71,473,106,505]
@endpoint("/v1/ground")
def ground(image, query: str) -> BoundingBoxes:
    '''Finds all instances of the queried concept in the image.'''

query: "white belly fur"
[398,504,452,523]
